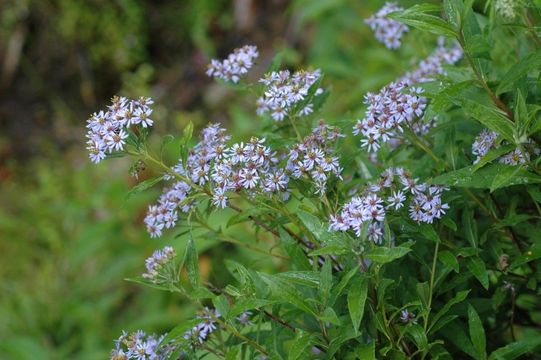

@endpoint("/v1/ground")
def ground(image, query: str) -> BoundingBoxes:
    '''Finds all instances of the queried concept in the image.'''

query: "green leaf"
[489,337,541,360]
[347,275,369,334]
[417,282,431,309]
[297,209,348,247]
[259,273,317,316]
[366,246,411,264]
[496,50,541,95]
[515,90,530,137]
[185,237,200,288]
[460,100,515,143]
[276,271,320,288]
[355,341,375,360]
[432,164,541,189]
[125,176,163,200]
[406,324,429,352]
[439,250,459,273]
[180,121,194,146]
[463,208,477,248]
[288,331,313,360]
[330,266,359,306]
[468,304,486,360]
[429,290,470,334]
[490,165,524,193]
[319,307,341,325]
[441,321,477,358]
[466,257,489,290]
[213,294,230,320]
[388,4,456,37]
[510,244,541,270]
[419,224,440,242]
[319,258,332,306]
[158,318,202,347]
[308,244,350,256]
[228,298,276,319]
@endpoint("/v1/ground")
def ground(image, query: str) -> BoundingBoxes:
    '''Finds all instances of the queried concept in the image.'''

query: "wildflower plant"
[85,2,541,359]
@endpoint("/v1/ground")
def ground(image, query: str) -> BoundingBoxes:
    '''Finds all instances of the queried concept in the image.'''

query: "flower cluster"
[399,40,463,85]
[286,121,343,194]
[365,2,409,49]
[210,136,287,208]
[471,129,499,163]
[110,330,174,360]
[329,167,449,243]
[353,82,426,153]
[142,246,177,284]
[86,96,154,163]
[471,128,540,166]
[206,45,259,83]
[353,43,462,153]
[256,69,323,121]
[183,307,221,344]
[144,181,192,238]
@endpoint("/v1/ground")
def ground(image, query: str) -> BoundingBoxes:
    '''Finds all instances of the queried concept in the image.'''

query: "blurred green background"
[0,0,435,358]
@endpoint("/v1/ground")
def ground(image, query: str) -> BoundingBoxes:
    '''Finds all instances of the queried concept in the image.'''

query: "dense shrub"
[87,1,541,359]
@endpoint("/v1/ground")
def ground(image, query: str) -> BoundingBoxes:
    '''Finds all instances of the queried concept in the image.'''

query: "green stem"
[424,241,439,332]
[288,115,303,142]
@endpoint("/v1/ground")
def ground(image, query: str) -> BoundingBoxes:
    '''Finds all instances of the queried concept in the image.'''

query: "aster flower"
[256,69,323,121]
[85,96,155,163]
[365,2,409,49]
[329,167,450,241]
[471,128,539,166]
[142,246,178,285]
[354,43,462,153]
[111,330,174,360]
[207,45,259,83]
[286,121,343,195]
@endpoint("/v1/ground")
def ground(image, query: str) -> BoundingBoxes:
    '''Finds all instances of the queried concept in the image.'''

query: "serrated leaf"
[388,4,456,37]
[347,275,369,334]
[276,271,320,288]
[432,164,541,188]
[490,165,524,192]
[366,246,411,264]
[461,100,515,143]
[297,209,347,247]
[125,176,163,200]
[466,257,489,290]
[259,273,317,316]
[515,90,530,137]
[468,304,486,360]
